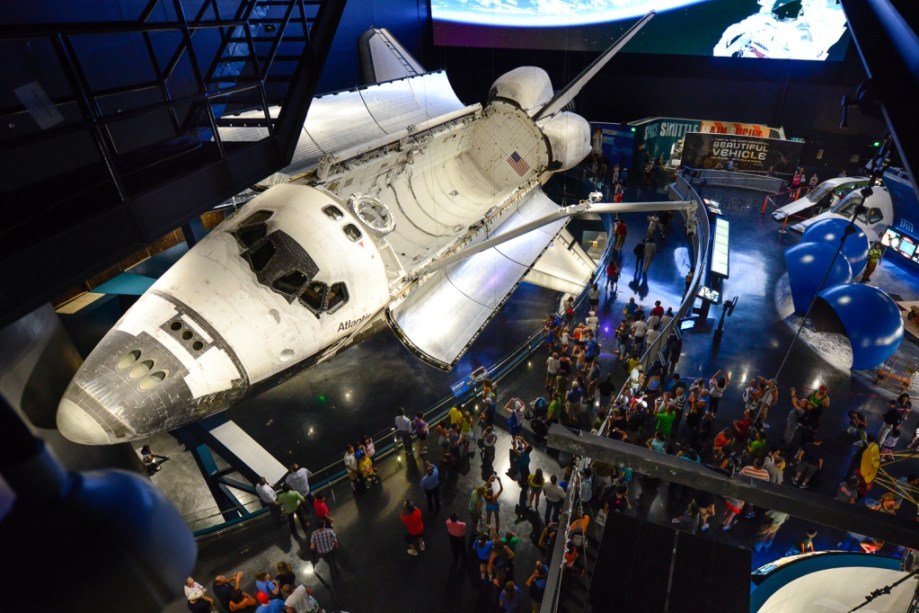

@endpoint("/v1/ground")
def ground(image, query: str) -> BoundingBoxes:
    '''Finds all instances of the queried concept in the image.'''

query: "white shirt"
[286,467,313,496]
[255,482,277,504]
[184,582,205,598]
[660,314,673,329]
[585,315,598,334]
[285,585,320,613]
[546,356,560,374]
[543,482,566,502]
[395,414,413,433]
[646,314,660,330]
[632,320,648,338]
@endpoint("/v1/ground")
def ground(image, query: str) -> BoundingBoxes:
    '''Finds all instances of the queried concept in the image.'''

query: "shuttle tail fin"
[533,12,654,120]
[358,28,426,85]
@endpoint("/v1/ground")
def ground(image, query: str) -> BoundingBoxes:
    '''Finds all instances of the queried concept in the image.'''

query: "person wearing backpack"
[525,560,548,612]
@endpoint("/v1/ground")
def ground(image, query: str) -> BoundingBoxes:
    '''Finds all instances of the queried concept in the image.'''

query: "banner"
[680,132,803,175]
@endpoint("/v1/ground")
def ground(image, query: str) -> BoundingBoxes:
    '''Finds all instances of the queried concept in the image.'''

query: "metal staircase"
[0,0,346,328]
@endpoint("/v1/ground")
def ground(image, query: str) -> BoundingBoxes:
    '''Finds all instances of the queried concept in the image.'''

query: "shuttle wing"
[387,188,572,370]
[524,228,595,294]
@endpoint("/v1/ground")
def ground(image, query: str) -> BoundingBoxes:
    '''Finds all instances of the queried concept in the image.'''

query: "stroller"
[528,397,550,440]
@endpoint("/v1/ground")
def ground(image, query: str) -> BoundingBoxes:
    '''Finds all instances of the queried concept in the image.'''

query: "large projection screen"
[432,0,851,62]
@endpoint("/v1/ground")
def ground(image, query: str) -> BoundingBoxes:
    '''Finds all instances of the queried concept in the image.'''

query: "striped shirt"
[310,527,337,554]
[739,465,770,481]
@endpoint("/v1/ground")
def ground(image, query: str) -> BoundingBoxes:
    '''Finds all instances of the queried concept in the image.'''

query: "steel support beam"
[548,424,919,550]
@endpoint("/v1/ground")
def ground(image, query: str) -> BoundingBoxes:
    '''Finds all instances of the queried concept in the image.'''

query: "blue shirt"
[567,387,583,405]
[474,539,493,561]
[256,601,286,613]
[255,579,277,596]
[420,466,440,491]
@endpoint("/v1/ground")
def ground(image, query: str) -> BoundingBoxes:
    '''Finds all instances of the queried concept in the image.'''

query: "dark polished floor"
[146,181,919,612]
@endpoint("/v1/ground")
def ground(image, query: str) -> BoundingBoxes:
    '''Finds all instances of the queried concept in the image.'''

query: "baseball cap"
[188,589,203,601]
[257,591,270,605]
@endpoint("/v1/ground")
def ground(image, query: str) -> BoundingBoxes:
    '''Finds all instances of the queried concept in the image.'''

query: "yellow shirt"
[448,406,463,427]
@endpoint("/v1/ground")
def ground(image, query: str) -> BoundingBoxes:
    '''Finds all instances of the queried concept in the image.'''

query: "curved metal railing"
[541,176,713,612]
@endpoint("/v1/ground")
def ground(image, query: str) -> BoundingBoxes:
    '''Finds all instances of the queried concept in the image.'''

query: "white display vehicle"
[771,176,869,222]
[789,184,893,242]
[57,17,692,445]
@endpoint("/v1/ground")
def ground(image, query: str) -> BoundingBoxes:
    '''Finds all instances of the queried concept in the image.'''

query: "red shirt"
[313,498,330,520]
[445,518,467,538]
[401,508,424,536]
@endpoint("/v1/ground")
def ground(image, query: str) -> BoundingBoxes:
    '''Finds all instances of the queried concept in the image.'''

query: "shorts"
[486,501,500,512]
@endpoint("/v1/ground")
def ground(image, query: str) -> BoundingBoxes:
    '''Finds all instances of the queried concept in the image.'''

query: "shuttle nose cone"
[57,397,116,445]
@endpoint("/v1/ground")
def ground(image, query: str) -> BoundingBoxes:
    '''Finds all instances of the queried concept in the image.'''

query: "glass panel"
[327,282,349,312]
[323,205,343,220]
[343,224,362,242]
[243,210,273,225]
[245,239,276,272]
[234,223,267,248]
[273,270,309,296]
[300,281,327,312]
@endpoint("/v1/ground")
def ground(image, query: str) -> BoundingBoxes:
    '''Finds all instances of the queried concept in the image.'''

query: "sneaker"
[419,540,426,551]
[700,523,710,532]
[481,573,486,580]
[407,548,418,556]
[762,423,771,430]
[722,522,734,532]
[799,482,809,489]
[744,512,756,519]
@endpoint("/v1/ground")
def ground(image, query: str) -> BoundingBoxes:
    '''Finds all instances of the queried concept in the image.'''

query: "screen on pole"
[431,0,851,62]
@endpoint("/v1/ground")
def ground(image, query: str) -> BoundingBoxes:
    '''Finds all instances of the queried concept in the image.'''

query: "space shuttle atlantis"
[57,15,656,445]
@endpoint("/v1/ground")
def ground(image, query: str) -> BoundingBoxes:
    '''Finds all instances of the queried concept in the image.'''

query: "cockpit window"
[273,271,309,298]
[343,224,362,242]
[232,210,274,248]
[300,281,327,313]
[327,282,349,313]
[245,240,276,273]
[323,205,343,220]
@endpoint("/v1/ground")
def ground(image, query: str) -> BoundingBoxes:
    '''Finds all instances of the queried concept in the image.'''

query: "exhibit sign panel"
[590,122,636,171]
[680,132,803,175]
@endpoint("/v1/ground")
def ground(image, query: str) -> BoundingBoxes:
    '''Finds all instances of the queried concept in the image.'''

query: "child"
[880,427,901,462]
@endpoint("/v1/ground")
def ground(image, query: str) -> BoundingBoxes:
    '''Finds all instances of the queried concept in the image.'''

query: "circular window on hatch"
[347,193,395,235]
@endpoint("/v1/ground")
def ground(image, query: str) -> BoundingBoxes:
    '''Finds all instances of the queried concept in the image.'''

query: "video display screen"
[432,0,851,61]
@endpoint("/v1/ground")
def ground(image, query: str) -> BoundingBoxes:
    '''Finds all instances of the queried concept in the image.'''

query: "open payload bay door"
[387,189,566,370]
[524,228,595,294]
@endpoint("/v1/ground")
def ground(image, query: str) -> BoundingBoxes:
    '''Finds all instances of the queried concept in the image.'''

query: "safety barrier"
[683,168,785,193]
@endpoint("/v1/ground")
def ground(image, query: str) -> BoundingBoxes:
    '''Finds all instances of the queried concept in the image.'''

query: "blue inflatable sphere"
[802,217,870,278]
[785,242,853,315]
[813,283,903,370]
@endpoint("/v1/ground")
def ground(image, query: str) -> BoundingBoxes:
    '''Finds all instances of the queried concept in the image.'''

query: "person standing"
[542,474,565,524]
[401,500,425,556]
[255,477,283,524]
[412,412,430,458]
[276,484,309,539]
[420,462,442,513]
[646,214,660,240]
[642,238,657,277]
[446,513,467,563]
[633,239,646,278]
[498,580,523,612]
[212,572,243,612]
[613,218,628,252]
[394,408,414,453]
[861,242,883,282]
[310,519,341,572]
[285,464,314,506]
[754,510,789,552]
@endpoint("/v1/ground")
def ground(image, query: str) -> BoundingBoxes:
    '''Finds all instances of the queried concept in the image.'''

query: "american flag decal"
[507,151,530,176]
